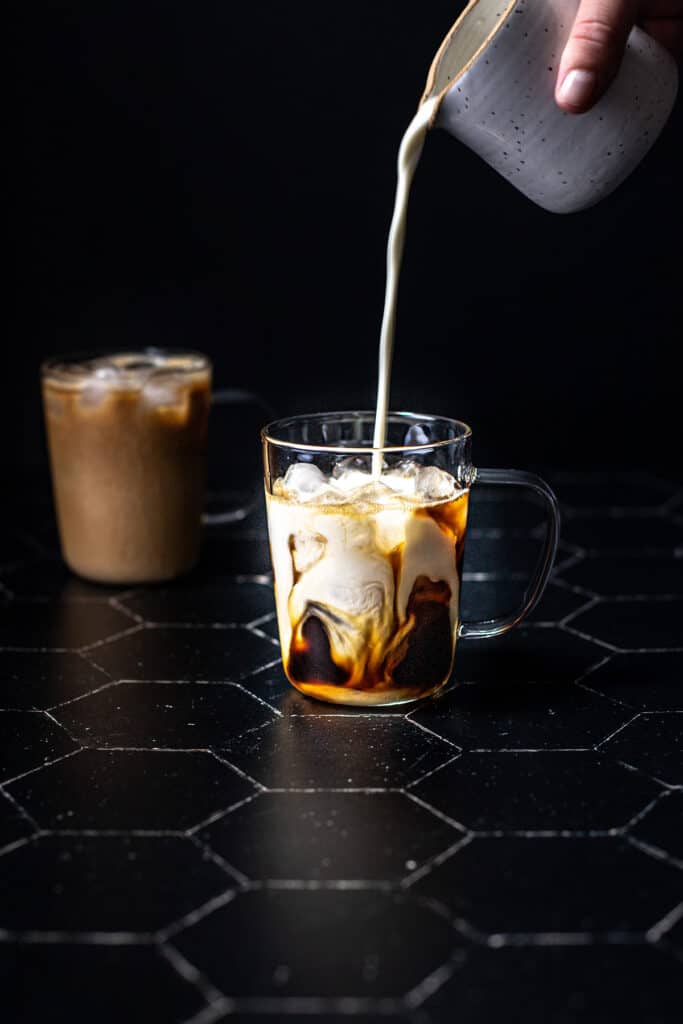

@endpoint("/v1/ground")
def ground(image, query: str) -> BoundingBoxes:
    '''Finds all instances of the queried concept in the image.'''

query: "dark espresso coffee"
[42,351,211,584]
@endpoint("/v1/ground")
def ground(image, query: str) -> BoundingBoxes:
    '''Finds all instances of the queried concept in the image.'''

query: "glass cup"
[41,348,271,584]
[262,411,560,707]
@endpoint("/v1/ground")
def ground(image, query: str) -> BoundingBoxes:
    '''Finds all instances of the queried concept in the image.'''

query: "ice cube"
[332,455,373,478]
[404,423,432,446]
[415,466,456,501]
[331,456,375,494]
[79,367,119,408]
[389,458,419,478]
[333,468,374,494]
[290,530,327,573]
[142,370,187,410]
[382,459,420,496]
[313,484,351,506]
[282,462,328,499]
[351,481,397,507]
[93,365,119,381]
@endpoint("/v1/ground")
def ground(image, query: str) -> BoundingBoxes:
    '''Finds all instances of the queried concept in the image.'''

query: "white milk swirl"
[372,96,439,477]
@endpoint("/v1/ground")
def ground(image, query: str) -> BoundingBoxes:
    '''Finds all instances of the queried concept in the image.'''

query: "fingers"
[556,0,639,113]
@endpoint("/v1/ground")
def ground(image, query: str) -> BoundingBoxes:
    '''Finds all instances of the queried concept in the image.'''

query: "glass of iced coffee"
[263,411,560,707]
[42,348,258,585]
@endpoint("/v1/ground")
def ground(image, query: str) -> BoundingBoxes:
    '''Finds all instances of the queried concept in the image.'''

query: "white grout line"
[646,901,683,943]
[0,929,156,945]
[159,942,227,1010]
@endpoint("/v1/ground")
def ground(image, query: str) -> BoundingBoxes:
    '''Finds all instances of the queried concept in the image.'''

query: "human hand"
[555,0,683,112]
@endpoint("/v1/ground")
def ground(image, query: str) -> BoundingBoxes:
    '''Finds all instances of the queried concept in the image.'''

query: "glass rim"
[41,346,211,380]
[261,410,473,455]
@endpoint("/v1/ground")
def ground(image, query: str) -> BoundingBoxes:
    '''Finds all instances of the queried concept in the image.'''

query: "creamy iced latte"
[42,350,211,584]
[266,455,469,705]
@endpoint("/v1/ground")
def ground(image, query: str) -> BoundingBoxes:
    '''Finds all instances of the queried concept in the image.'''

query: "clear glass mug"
[262,411,560,706]
[41,348,273,584]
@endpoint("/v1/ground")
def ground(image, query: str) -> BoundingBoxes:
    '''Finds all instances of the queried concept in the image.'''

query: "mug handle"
[458,467,561,639]
[202,388,276,526]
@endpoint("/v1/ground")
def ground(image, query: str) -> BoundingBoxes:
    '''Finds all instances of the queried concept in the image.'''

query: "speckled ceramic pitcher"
[421,0,679,213]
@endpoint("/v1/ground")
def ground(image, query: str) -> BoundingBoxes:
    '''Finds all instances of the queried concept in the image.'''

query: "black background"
[9,1,682,483]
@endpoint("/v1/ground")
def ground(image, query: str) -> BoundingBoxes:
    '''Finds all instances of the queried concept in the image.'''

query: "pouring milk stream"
[371,96,439,477]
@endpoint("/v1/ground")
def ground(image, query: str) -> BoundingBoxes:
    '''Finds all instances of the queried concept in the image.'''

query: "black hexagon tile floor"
[82,625,280,682]
[1,471,682,1023]
[118,580,276,626]
[558,514,683,554]
[421,944,683,1023]
[197,791,463,882]
[0,599,135,651]
[581,652,683,711]
[0,650,110,710]
[570,599,683,651]
[6,748,258,831]
[0,835,233,934]
[0,944,206,1023]
[0,710,78,783]
[630,790,683,865]
[601,713,683,787]
[52,680,277,749]
[0,791,34,855]
[171,890,462,1000]
[560,553,683,596]
[410,836,682,937]
[217,715,456,789]
[410,751,662,832]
